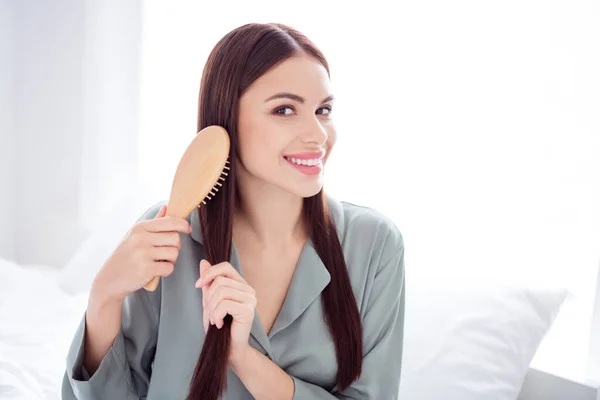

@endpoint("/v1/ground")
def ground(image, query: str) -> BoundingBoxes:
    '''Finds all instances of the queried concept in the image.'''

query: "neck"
[233,175,306,251]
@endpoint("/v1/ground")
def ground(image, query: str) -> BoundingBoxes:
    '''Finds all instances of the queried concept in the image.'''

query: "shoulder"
[135,200,195,226]
[326,194,404,263]
[136,200,167,222]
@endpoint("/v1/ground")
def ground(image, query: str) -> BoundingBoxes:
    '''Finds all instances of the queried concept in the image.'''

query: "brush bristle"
[196,157,230,209]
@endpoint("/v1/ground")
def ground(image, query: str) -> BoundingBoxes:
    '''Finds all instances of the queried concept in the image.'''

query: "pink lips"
[283,151,325,160]
[283,152,324,176]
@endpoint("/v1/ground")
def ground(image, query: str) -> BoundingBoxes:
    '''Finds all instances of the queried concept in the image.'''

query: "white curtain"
[0,0,16,262]
[136,0,600,382]
[0,0,143,265]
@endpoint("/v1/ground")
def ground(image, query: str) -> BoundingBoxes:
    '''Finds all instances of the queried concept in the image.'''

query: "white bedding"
[0,259,88,400]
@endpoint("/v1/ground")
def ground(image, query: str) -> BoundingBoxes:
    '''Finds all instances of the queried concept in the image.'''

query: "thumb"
[155,204,167,219]
[196,259,210,289]
[197,259,211,308]
[199,259,211,277]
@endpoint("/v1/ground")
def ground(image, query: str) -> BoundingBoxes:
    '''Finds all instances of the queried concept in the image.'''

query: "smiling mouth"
[283,156,323,166]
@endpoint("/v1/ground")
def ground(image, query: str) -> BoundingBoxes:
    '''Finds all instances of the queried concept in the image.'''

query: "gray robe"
[61,195,405,399]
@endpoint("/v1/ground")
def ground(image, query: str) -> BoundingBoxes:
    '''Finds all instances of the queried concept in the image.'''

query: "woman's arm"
[230,346,295,400]
[62,287,160,400]
[83,287,124,375]
[232,228,406,400]
[62,204,163,400]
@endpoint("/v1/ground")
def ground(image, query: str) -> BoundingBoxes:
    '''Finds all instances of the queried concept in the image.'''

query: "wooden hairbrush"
[143,125,230,291]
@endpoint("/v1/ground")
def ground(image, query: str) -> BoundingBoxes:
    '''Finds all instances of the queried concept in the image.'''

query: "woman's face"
[237,54,336,198]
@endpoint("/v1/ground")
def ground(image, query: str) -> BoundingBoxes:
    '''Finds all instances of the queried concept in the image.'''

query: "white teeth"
[285,156,321,166]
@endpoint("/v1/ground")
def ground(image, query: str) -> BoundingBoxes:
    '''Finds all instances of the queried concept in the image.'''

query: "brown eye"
[274,106,294,115]
[317,106,332,115]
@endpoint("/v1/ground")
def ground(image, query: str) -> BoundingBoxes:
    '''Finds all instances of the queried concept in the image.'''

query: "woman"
[62,22,405,400]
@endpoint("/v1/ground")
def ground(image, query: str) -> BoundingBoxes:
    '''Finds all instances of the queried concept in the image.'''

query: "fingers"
[203,276,255,303]
[197,259,257,330]
[206,285,257,317]
[197,261,246,287]
[199,259,210,277]
[203,308,210,334]
[152,261,175,277]
[142,216,192,234]
[155,204,167,218]
[149,231,182,249]
[211,300,255,329]
[199,259,211,308]
[151,246,180,263]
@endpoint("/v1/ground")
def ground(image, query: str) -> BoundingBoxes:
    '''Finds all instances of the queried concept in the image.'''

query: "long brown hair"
[186,23,362,399]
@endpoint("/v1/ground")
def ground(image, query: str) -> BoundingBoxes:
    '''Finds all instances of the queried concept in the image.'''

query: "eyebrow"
[264,92,335,104]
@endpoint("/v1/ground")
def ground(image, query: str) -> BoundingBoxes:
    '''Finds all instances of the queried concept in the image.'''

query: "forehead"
[246,54,331,99]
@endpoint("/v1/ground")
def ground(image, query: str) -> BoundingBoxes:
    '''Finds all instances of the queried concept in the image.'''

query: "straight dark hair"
[186,23,362,400]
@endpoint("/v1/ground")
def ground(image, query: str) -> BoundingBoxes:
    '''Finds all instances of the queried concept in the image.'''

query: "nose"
[300,116,328,145]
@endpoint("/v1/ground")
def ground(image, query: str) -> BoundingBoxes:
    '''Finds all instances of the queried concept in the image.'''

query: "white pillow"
[398,280,572,400]
[58,181,162,295]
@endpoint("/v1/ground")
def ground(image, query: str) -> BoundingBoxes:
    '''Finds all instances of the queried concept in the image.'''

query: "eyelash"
[273,105,333,116]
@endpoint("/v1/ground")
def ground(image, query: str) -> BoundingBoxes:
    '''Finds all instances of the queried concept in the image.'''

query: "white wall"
[2,0,142,267]
[0,0,16,262]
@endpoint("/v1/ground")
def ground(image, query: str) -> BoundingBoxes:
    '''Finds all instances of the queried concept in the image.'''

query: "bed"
[0,253,575,399]
[0,260,86,399]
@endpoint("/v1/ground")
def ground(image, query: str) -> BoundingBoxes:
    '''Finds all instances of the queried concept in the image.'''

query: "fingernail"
[195,279,202,288]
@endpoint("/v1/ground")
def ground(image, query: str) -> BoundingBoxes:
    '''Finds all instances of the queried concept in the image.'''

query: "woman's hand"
[92,204,191,303]
[195,259,257,363]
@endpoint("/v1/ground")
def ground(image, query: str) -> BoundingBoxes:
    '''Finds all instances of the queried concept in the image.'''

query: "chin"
[284,180,324,198]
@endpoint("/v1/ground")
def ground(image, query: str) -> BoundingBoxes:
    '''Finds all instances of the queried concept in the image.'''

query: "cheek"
[324,126,337,161]
[238,111,265,156]
[327,127,337,147]
[238,119,287,167]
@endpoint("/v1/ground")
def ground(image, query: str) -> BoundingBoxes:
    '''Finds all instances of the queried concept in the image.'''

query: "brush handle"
[141,126,231,293]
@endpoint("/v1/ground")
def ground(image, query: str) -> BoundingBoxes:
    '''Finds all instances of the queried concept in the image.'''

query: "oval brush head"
[143,125,230,292]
